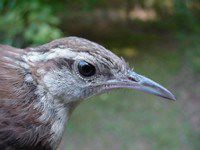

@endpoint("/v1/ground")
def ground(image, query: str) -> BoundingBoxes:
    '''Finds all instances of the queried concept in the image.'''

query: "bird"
[0,37,176,150]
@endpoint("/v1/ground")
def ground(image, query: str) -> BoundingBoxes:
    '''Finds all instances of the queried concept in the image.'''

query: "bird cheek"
[62,86,84,102]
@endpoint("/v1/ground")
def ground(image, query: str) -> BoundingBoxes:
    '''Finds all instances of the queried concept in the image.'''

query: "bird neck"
[35,86,80,149]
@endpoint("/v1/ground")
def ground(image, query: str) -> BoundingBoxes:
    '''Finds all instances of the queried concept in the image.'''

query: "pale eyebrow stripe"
[26,48,77,62]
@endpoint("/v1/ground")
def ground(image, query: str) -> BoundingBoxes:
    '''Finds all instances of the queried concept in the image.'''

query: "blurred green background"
[0,0,200,150]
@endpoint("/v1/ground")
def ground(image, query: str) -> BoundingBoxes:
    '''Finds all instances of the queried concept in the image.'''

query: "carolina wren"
[0,37,176,149]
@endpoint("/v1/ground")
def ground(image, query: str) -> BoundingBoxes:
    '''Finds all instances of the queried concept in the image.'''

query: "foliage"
[0,0,62,47]
[0,0,199,47]
[172,0,199,32]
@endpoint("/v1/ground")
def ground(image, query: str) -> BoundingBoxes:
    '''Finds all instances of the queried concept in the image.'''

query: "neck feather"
[34,85,80,149]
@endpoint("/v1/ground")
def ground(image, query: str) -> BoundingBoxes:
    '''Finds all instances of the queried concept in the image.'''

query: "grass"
[60,28,200,150]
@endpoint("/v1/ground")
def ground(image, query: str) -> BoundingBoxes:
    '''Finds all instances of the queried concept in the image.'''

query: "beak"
[118,71,176,101]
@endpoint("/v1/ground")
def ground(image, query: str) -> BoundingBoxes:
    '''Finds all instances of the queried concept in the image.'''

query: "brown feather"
[0,45,52,149]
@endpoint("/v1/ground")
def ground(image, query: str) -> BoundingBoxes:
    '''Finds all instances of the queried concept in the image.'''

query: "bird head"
[27,37,176,104]
[0,37,176,149]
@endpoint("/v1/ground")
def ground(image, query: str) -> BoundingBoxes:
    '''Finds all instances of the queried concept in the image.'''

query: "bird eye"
[77,60,96,77]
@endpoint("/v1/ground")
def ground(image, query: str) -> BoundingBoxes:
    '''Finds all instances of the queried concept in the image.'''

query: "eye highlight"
[77,60,96,77]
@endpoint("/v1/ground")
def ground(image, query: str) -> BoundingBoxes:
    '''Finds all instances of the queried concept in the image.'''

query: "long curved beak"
[119,71,176,101]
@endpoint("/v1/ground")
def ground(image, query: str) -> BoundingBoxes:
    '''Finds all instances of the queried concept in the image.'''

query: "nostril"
[128,76,137,82]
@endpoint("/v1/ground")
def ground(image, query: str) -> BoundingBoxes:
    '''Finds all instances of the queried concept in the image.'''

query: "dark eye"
[78,60,96,77]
